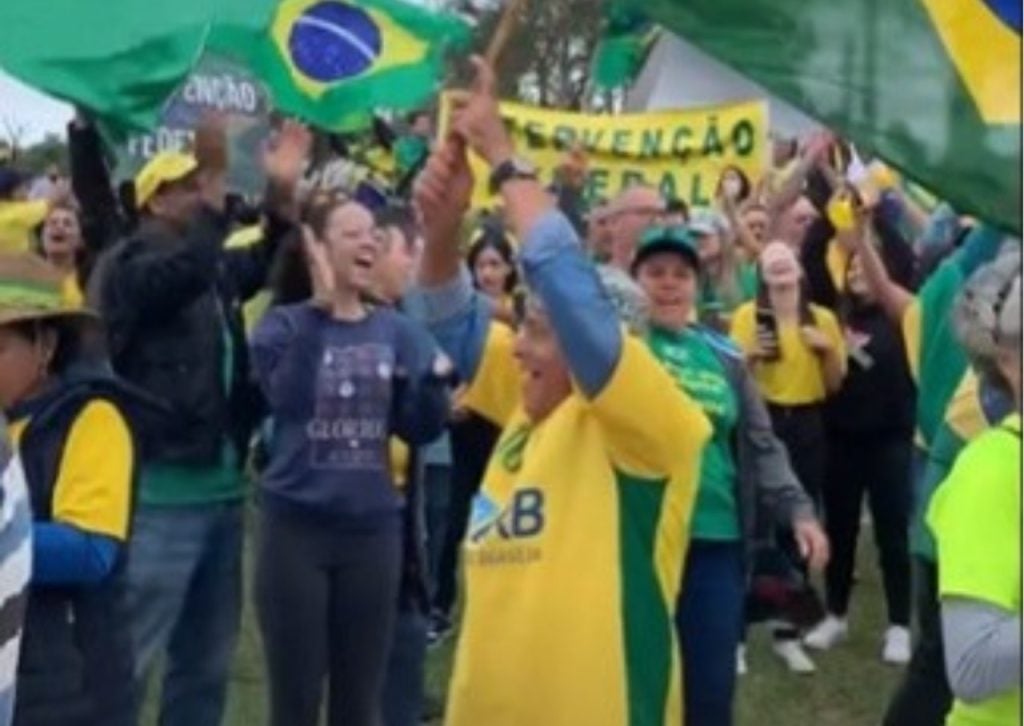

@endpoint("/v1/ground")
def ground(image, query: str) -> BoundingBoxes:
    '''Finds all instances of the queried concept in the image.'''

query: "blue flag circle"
[288,2,383,83]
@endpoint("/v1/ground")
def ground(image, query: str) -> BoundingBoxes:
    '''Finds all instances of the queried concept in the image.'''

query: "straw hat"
[0,253,97,327]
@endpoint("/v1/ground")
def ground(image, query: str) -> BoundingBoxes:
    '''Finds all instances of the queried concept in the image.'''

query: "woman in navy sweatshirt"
[250,196,451,726]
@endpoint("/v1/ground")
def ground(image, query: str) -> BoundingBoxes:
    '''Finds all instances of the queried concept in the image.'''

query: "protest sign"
[439,93,768,208]
[114,55,271,196]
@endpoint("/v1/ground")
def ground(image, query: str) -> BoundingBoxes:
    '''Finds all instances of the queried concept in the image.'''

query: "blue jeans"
[422,464,450,586]
[125,502,243,726]
[676,540,745,726]
[382,610,429,726]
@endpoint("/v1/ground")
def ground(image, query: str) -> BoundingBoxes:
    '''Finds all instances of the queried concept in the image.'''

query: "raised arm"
[224,121,311,301]
[451,57,621,398]
[852,215,915,323]
[68,112,125,256]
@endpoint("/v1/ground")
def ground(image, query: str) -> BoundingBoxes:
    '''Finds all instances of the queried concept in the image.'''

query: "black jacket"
[13,373,158,726]
[94,205,291,468]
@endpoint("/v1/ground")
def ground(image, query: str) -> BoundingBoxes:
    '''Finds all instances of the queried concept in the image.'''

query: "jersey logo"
[468,488,545,544]
[495,423,531,473]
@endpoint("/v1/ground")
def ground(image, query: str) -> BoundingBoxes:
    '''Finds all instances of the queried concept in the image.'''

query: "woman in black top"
[803,250,916,663]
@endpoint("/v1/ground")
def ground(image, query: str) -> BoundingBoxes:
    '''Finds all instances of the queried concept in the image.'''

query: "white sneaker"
[736,645,748,676]
[803,615,849,651]
[882,625,912,665]
[772,640,817,674]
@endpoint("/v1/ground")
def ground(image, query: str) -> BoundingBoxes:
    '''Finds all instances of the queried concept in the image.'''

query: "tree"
[452,0,607,110]
[19,133,68,174]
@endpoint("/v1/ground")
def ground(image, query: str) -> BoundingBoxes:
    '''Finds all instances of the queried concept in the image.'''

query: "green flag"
[0,1,214,136]
[592,7,659,90]
[629,0,1022,233]
[209,0,472,131]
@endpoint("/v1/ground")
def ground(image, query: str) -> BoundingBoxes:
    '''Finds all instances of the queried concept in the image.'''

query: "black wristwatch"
[489,157,538,194]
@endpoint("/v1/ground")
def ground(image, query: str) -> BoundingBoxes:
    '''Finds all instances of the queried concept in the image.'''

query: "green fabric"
[916,262,970,447]
[140,443,243,506]
[615,469,672,726]
[0,1,216,137]
[927,414,1021,726]
[209,0,471,131]
[738,262,758,301]
[912,423,964,560]
[592,5,660,91]
[394,135,428,176]
[626,0,1021,234]
[648,327,740,540]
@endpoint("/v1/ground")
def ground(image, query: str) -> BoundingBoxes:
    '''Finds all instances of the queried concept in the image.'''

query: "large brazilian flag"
[210,0,471,130]
[631,0,1022,233]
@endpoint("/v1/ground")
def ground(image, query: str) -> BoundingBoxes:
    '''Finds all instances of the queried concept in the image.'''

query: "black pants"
[883,557,952,726]
[823,432,912,625]
[433,415,500,616]
[255,507,402,726]
[767,403,826,640]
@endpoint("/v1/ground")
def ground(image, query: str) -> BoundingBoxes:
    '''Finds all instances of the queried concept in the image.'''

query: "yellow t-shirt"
[730,301,847,406]
[10,400,133,540]
[927,414,1021,726]
[0,200,47,254]
[447,333,711,726]
[62,273,84,309]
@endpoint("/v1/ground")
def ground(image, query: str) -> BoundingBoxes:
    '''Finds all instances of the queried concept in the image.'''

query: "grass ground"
[144,528,905,725]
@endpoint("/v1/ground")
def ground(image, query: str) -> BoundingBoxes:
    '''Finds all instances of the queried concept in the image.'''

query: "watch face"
[511,157,537,176]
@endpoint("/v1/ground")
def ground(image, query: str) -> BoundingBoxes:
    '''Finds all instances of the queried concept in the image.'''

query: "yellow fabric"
[447,336,711,726]
[730,301,846,405]
[944,372,989,442]
[10,401,133,540]
[902,300,923,384]
[928,414,1021,726]
[825,239,851,293]
[61,273,84,309]
[0,200,47,254]
[438,92,768,210]
[135,152,198,208]
[224,224,262,249]
[390,438,410,490]
[901,300,927,448]
[460,322,520,427]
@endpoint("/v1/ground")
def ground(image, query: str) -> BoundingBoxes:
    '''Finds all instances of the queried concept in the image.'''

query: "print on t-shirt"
[308,342,395,471]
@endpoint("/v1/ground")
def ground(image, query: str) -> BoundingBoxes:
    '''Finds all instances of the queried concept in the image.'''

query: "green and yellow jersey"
[446,329,710,726]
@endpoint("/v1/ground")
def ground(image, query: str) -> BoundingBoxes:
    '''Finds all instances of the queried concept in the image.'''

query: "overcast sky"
[0,71,73,145]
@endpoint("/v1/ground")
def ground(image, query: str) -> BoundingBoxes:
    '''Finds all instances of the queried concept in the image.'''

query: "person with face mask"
[410,57,711,726]
[630,225,828,725]
[251,195,451,726]
[94,118,311,726]
[927,253,1021,726]
[689,209,758,331]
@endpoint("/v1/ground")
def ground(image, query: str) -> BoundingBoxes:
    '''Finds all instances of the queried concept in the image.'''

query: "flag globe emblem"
[288,1,383,83]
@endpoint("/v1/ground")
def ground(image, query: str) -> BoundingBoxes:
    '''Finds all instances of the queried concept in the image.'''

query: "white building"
[626,32,821,140]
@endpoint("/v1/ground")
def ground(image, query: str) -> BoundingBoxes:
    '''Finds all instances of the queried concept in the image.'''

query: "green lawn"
[144,530,905,725]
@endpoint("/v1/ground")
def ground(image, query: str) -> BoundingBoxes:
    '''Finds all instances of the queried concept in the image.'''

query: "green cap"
[632,225,701,274]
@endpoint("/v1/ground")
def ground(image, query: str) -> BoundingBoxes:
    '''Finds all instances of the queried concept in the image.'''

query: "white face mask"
[722,177,742,199]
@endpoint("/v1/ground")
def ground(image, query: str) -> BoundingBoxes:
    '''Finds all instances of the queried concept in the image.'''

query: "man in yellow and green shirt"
[411,62,710,725]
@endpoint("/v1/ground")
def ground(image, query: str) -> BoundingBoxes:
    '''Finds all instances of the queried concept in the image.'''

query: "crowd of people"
[0,55,1018,726]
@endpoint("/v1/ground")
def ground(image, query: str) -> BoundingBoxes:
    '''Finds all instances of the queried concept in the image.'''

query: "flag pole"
[485,0,528,68]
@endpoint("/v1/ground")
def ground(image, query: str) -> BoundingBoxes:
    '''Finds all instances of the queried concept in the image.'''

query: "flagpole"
[485,0,529,68]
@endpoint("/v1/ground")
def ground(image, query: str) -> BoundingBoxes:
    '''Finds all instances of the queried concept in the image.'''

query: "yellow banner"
[439,94,769,209]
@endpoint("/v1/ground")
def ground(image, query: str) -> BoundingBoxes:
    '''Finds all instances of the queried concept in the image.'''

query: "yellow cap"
[134,152,198,208]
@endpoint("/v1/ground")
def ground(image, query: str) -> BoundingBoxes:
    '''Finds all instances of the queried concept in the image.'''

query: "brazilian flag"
[210,0,471,130]
[629,0,1022,233]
